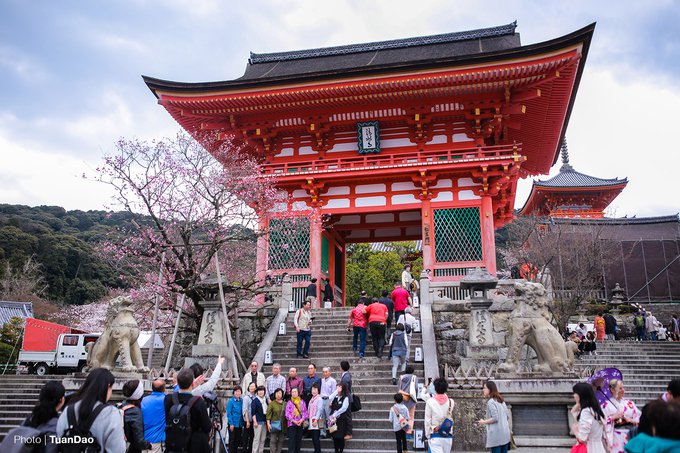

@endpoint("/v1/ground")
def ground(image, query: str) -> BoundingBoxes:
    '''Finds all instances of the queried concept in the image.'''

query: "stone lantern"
[609,283,625,317]
[460,268,498,362]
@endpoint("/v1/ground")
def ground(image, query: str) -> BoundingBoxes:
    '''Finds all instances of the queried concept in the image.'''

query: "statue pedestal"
[185,299,230,368]
[494,378,579,448]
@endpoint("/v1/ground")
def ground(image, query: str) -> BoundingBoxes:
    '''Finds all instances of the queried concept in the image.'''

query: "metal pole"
[147,251,166,368]
[164,293,186,373]
[214,254,241,381]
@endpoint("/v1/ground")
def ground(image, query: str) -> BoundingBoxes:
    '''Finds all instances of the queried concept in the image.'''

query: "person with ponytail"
[56,368,125,453]
[571,382,608,453]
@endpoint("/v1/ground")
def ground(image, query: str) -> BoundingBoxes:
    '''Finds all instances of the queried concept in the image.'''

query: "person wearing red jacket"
[391,283,412,322]
[364,299,388,358]
[347,301,368,358]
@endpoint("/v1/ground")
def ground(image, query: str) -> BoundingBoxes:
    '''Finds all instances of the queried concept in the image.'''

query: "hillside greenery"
[0,204,137,305]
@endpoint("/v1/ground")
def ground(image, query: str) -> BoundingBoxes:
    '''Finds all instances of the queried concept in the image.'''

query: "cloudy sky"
[1,0,679,217]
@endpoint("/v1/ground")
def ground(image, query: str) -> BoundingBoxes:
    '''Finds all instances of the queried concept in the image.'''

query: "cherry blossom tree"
[92,132,284,371]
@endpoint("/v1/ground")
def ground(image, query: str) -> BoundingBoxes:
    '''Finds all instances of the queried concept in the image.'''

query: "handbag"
[437,400,454,437]
[570,443,587,453]
[393,407,409,429]
[328,421,338,433]
[409,377,417,401]
[350,394,362,412]
[270,420,282,432]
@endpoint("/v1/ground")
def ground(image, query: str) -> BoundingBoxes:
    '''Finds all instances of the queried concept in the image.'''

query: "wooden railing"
[262,143,522,175]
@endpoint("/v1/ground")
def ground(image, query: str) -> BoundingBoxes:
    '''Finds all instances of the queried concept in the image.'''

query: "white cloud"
[0,132,117,210]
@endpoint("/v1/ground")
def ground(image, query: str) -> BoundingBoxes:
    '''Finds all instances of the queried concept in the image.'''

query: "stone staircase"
[576,341,680,404]
[269,307,426,453]
[0,374,58,441]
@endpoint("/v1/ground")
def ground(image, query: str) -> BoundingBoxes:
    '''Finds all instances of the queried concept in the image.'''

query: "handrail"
[418,272,440,380]
[252,276,292,372]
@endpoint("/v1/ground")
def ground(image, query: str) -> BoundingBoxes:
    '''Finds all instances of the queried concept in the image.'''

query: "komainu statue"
[86,295,150,373]
[498,281,573,375]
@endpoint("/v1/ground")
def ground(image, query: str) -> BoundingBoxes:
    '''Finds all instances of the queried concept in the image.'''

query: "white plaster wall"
[355,196,387,207]
[292,201,311,211]
[327,142,358,153]
[392,194,419,205]
[458,177,480,187]
[433,179,453,189]
[356,183,386,194]
[323,186,350,196]
[292,189,309,198]
[392,181,418,191]
[459,190,481,200]
[433,191,454,202]
[326,199,351,209]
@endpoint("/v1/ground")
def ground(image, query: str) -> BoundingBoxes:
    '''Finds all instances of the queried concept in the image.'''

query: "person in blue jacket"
[141,379,167,453]
[227,385,244,453]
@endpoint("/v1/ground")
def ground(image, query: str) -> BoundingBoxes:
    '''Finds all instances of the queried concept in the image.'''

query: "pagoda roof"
[534,169,627,188]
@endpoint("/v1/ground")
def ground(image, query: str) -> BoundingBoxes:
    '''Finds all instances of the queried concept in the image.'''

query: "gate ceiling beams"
[306,116,332,154]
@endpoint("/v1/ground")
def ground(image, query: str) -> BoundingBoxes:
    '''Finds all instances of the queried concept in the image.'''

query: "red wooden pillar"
[480,196,497,275]
[309,211,322,308]
[421,198,435,271]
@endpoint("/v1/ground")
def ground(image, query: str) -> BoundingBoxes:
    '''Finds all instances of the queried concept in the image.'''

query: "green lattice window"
[268,218,310,269]
[321,236,329,274]
[433,207,482,262]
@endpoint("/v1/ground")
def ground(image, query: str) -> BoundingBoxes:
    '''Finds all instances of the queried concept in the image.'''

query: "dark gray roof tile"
[535,169,627,188]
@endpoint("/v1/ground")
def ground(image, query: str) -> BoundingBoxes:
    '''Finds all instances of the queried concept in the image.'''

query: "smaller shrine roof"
[534,170,627,188]
[534,140,627,188]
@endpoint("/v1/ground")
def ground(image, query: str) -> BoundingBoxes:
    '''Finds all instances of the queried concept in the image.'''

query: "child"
[389,392,410,453]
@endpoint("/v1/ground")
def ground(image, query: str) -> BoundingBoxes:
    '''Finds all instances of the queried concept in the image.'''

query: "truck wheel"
[35,363,49,376]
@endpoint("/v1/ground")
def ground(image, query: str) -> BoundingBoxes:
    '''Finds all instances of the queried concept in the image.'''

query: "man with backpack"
[164,368,212,453]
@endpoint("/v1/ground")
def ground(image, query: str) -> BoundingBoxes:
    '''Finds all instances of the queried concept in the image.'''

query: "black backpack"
[58,403,107,453]
[165,393,201,452]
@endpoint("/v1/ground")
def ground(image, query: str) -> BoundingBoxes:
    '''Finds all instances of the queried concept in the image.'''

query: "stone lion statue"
[498,281,573,375]
[86,295,149,373]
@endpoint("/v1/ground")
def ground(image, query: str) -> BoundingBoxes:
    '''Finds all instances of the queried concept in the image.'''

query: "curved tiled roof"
[0,301,33,327]
[249,22,517,63]
[534,169,627,188]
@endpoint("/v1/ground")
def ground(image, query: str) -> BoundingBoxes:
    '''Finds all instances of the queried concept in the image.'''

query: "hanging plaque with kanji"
[357,121,380,154]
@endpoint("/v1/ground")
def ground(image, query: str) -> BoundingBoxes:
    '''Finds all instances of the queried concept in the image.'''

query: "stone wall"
[235,305,278,362]
[448,389,487,450]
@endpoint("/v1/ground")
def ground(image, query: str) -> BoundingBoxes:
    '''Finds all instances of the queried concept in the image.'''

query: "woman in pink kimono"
[601,379,640,453]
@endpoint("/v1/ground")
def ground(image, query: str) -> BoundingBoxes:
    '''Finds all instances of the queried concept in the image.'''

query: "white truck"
[18,333,100,375]
[16,318,99,375]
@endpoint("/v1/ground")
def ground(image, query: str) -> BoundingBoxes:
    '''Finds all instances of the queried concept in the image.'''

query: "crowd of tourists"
[566,309,680,359]
[570,379,680,453]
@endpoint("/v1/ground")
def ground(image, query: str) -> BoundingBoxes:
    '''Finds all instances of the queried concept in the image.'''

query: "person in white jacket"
[424,377,454,453]
[56,368,126,453]
[185,355,225,396]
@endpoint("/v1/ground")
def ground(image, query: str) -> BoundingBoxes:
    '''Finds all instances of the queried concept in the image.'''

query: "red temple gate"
[145,22,595,306]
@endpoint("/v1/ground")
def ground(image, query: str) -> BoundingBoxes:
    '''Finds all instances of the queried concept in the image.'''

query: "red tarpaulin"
[22,318,87,351]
